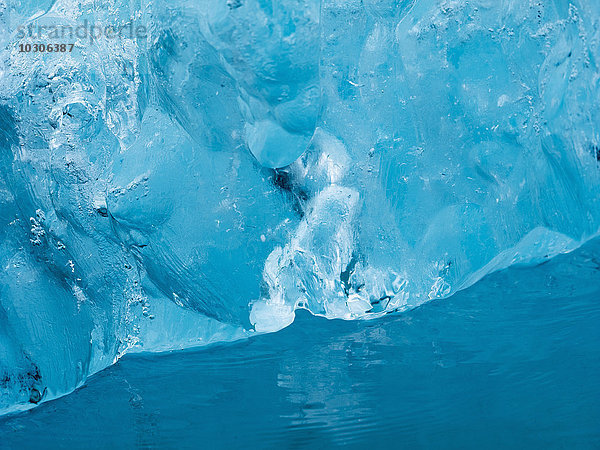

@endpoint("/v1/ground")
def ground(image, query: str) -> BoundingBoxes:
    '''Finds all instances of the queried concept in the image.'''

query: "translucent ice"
[1,0,600,413]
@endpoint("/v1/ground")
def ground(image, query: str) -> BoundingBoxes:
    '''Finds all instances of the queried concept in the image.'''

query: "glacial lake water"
[1,238,599,449]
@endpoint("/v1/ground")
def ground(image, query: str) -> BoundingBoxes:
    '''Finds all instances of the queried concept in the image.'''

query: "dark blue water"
[1,239,600,449]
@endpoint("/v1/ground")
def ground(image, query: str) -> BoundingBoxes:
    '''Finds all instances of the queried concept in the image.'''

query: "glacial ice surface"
[1,0,600,413]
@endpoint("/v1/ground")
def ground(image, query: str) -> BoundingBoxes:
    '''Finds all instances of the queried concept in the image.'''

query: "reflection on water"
[2,239,600,448]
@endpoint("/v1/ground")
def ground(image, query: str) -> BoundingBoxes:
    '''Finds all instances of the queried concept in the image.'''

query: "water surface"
[2,239,600,449]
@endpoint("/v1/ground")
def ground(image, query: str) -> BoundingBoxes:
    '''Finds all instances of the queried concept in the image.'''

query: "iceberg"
[1,0,600,414]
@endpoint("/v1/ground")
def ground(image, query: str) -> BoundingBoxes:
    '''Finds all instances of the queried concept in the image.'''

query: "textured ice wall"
[1,0,600,412]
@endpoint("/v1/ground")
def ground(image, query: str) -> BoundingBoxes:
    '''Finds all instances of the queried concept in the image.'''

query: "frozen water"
[1,0,600,414]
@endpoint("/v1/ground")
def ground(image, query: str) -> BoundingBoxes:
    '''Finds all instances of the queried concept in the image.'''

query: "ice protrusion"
[251,130,361,330]
[245,119,313,169]
[251,185,361,331]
